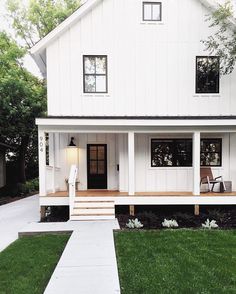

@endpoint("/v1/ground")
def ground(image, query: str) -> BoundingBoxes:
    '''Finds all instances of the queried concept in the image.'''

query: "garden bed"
[116,205,236,229]
[0,178,39,206]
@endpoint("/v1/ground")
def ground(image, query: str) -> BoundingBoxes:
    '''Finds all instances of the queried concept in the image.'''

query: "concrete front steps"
[70,200,115,221]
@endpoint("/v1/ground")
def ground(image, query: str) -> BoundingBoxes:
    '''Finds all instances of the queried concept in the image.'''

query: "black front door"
[87,144,107,189]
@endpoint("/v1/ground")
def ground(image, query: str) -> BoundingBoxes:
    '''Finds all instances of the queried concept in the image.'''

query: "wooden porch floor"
[46,190,236,197]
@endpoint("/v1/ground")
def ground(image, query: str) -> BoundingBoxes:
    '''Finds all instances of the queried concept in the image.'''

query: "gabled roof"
[30,0,236,76]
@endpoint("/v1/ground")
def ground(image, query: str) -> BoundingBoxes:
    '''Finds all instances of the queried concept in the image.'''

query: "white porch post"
[193,131,200,196]
[49,133,56,193]
[38,128,46,196]
[128,131,135,195]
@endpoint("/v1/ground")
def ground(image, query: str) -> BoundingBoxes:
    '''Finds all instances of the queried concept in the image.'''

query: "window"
[200,139,222,166]
[151,138,222,168]
[196,56,220,94]
[143,2,162,21]
[83,55,107,93]
[151,139,192,167]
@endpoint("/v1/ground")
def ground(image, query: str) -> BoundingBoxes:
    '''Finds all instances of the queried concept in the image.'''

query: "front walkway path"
[20,220,121,294]
[0,195,39,252]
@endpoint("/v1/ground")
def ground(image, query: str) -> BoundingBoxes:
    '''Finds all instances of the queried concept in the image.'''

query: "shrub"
[162,219,179,228]
[126,218,144,229]
[25,178,39,192]
[136,211,160,228]
[173,212,203,227]
[202,219,219,229]
[16,178,39,196]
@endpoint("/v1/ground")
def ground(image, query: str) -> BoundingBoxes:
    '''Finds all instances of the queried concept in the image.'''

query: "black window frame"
[151,139,193,167]
[196,56,220,94]
[151,138,222,168]
[200,138,222,167]
[83,55,108,94]
[143,2,162,22]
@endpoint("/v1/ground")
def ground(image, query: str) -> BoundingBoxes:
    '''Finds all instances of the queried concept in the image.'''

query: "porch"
[46,190,236,197]
[36,117,236,220]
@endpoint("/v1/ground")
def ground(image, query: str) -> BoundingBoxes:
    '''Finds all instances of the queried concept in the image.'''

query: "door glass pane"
[84,57,95,74]
[152,4,161,21]
[90,161,97,174]
[98,161,105,175]
[85,75,96,92]
[96,76,106,92]
[96,57,106,74]
[97,146,105,160]
[143,4,152,20]
[90,146,97,160]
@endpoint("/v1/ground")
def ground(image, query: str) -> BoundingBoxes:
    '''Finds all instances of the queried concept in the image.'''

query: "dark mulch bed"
[0,192,38,206]
[116,205,236,229]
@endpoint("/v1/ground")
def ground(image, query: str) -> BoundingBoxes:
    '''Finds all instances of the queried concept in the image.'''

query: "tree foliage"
[6,0,81,47]
[0,32,46,182]
[203,0,236,75]
[1,0,81,184]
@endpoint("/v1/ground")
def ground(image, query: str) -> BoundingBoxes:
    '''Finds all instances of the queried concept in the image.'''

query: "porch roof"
[36,116,236,133]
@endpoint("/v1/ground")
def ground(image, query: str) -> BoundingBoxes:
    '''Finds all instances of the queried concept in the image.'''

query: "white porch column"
[38,128,46,196]
[49,133,56,193]
[193,131,200,196]
[128,131,135,195]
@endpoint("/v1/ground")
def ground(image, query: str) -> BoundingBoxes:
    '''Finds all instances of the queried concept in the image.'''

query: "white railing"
[68,165,78,219]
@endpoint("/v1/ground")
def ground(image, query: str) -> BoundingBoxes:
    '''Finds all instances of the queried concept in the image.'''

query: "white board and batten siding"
[46,0,236,118]
[45,133,236,193]
[46,133,119,192]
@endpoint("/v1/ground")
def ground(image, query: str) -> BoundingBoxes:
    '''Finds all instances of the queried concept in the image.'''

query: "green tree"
[0,32,46,183]
[6,0,81,47]
[2,0,81,184]
[203,0,236,75]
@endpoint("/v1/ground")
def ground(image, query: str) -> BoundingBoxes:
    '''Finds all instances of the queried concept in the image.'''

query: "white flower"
[202,219,219,229]
[162,219,179,228]
[126,218,144,229]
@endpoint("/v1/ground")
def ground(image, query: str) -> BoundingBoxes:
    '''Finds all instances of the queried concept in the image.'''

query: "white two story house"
[31,0,236,220]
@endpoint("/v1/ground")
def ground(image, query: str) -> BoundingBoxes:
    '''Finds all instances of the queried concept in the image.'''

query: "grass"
[0,234,70,294]
[115,230,236,294]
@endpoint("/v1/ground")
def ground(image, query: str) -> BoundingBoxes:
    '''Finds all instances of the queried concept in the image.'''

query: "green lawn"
[0,234,70,294]
[115,230,236,294]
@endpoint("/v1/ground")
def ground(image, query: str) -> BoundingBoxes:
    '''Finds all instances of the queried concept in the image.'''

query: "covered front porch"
[36,117,236,219]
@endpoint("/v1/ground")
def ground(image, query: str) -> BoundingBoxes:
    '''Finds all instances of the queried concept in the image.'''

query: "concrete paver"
[45,221,121,294]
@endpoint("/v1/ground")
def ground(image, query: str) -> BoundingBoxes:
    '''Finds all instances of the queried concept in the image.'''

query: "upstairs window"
[196,56,220,94]
[83,55,107,93]
[143,2,162,21]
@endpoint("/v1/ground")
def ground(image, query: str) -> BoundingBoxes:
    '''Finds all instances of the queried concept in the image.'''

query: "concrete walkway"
[0,195,40,252]
[20,220,121,294]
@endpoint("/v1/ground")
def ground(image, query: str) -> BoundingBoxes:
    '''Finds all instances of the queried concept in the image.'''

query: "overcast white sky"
[0,0,235,78]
